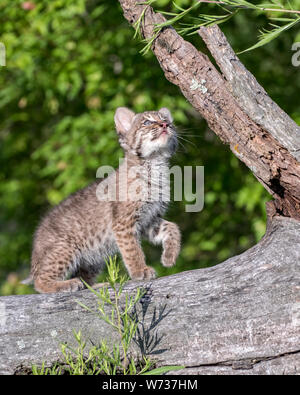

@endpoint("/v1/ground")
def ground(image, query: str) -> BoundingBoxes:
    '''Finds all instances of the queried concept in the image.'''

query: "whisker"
[178,127,203,131]
[176,135,197,148]
[177,129,202,134]
[178,134,203,138]
[176,129,204,138]
[176,139,187,152]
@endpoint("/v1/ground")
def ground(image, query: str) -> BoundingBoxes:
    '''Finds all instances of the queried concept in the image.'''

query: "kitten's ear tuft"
[114,107,135,134]
[158,107,173,123]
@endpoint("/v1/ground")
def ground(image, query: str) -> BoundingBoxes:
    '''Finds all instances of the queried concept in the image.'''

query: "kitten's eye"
[143,120,152,126]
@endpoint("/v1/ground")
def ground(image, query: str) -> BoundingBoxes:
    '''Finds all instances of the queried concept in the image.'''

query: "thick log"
[118,0,300,219]
[0,217,299,375]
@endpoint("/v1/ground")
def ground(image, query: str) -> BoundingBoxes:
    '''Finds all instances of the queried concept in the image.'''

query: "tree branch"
[198,24,300,162]
[118,0,300,219]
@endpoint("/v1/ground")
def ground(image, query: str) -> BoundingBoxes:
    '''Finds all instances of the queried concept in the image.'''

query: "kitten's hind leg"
[148,219,181,267]
[33,251,85,293]
[34,275,85,293]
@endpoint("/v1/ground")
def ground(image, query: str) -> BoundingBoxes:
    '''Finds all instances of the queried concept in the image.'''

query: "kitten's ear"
[158,107,173,123]
[114,107,135,134]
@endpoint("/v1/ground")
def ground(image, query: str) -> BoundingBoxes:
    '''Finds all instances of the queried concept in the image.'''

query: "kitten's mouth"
[151,125,171,142]
[159,128,169,137]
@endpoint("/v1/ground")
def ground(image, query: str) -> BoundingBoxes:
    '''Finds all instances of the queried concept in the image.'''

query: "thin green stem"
[196,0,300,14]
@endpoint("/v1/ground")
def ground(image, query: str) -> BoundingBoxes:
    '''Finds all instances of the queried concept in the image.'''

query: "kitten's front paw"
[143,266,156,280]
[131,266,156,281]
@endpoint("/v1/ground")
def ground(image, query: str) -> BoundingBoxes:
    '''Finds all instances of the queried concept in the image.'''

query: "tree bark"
[0,217,299,375]
[118,0,300,220]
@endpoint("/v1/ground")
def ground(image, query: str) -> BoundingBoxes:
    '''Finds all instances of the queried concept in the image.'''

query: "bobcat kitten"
[24,107,181,293]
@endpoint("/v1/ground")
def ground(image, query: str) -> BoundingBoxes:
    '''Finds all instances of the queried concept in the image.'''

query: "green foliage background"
[0,0,299,295]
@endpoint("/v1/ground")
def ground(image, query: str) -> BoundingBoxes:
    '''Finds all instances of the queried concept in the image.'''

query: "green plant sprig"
[135,0,300,54]
[33,256,184,375]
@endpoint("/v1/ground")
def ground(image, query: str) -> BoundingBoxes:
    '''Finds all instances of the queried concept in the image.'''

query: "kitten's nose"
[160,122,168,128]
